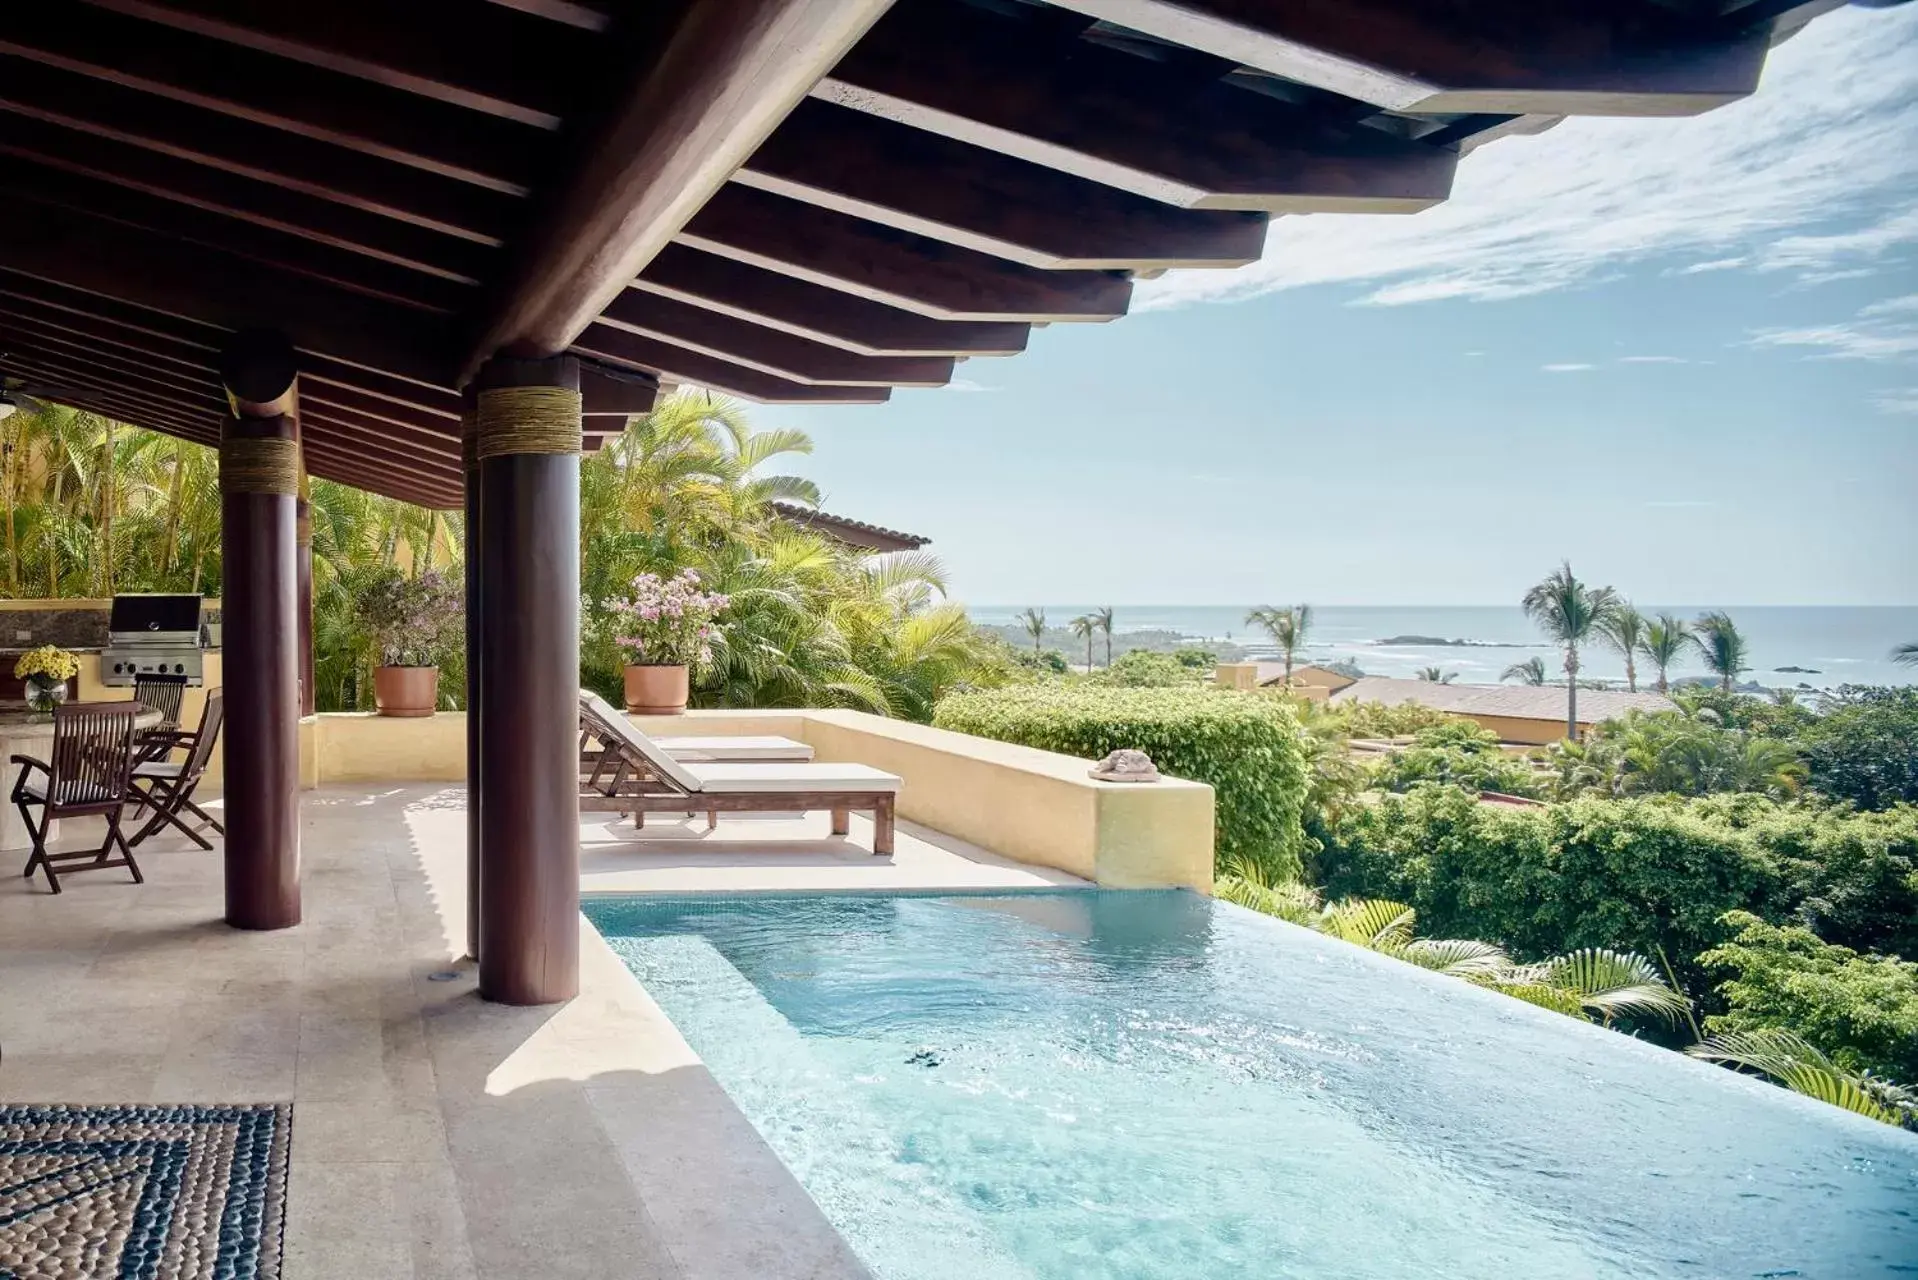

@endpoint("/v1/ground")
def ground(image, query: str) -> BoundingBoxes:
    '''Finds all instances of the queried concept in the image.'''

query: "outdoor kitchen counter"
[0,707,162,851]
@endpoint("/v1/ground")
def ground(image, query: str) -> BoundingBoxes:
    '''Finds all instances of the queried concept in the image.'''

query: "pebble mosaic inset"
[0,1103,290,1280]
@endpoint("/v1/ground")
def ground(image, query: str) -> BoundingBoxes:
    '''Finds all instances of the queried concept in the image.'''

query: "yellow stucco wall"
[1459,712,1587,746]
[144,704,1218,893]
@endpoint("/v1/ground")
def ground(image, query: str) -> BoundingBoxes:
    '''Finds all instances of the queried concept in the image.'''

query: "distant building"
[768,502,930,554]
[1215,663,1357,699]
[1327,677,1677,745]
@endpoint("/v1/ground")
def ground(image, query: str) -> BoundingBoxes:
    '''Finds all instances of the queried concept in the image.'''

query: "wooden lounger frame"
[576,695,895,855]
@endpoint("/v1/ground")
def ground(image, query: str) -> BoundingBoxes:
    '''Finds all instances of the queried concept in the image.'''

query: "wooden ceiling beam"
[740,98,1269,270]
[0,332,225,405]
[0,5,545,192]
[579,365,660,418]
[818,0,1456,212]
[0,55,519,245]
[634,246,1030,358]
[0,115,495,284]
[598,291,953,387]
[296,411,466,486]
[0,346,227,414]
[298,385,460,440]
[0,309,217,381]
[77,0,587,129]
[677,184,1132,322]
[573,324,890,405]
[1041,0,1770,116]
[462,0,892,378]
[30,392,219,447]
[0,163,472,314]
[0,360,220,432]
[0,201,456,387]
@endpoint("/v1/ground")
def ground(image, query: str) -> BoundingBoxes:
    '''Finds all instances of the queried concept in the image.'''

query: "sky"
[752,3,1918,608]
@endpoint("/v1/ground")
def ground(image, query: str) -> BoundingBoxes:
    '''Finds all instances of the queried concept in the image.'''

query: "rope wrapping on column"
[477,386,581,460]
[220,436,302,496]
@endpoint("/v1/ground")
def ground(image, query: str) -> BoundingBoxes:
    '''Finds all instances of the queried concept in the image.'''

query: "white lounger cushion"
[581,691,704,791]
[682,762,902,794]
[657,736,813,762]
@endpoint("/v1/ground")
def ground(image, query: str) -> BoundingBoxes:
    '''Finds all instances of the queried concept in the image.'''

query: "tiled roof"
[1329,678,1676,724]
[769,503,930,553]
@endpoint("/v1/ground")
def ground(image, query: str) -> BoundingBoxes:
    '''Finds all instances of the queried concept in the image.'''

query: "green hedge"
[934,685,1308,878]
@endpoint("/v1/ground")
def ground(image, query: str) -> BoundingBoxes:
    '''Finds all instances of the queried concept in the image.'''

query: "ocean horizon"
[968,605,1918,691]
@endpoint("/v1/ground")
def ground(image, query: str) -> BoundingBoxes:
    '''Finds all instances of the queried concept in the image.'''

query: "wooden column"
[219,410,302,931]
[461,402,482,963]
[474,354,580,1005]
[296,468,315,718]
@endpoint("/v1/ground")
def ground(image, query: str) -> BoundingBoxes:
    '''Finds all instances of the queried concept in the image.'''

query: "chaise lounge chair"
[576,691,900,855]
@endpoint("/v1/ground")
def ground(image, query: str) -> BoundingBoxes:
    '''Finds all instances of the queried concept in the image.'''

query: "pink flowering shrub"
[611,568,730,671]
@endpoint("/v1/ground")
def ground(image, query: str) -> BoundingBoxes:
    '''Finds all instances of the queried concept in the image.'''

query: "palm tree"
[1892,642,1918,668]
[1693,610,1749,692]
[1244,604,1312,687]
[1019,607,1047,654]
[1069,613,1097,672]
[1689,1030,1915,1128]
[1093,605,1115,667]
[1521,562,1619,741]
[1501,657,1548,685]
[1639,613,1693,695]
[1416,666,1456,683]
[1599,603,1647,693]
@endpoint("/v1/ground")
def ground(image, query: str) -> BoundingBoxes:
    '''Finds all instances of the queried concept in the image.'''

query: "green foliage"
[1008,647,1071,675]
[358,568,462,668]
[936,684,1309,878]
[1092,648,1195,687]
[1305,697,1458,739]
[1672,686,1814,737]
[1698,911,1918,1083]
[1547,710,1806,801]
[1688,1029,1915,1128]
[1172,647,1217,670]
[1693,610,1751,692]
[1797,686,1918,811]
[1369,722,1545,798]
[1322,788,1774,993]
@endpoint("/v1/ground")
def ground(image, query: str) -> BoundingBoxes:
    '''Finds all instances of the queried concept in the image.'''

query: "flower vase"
[24,674,68,717]
[373,665,440,717]
[624,664,689,715]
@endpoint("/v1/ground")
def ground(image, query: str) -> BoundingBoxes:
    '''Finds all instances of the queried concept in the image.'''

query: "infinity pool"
[587,891,1917,1280]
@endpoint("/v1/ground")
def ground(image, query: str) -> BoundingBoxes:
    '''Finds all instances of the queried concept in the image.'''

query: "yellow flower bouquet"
[14,645,79,714]
[15,645,80,683]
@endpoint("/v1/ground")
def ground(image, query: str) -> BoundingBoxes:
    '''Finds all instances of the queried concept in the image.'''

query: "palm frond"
[1317,898,1418,951]
[1688,1030,1914,1126]
[1399,937,1512,976]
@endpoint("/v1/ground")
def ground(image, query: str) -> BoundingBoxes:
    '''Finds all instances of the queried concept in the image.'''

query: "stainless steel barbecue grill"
[100,594,206,687]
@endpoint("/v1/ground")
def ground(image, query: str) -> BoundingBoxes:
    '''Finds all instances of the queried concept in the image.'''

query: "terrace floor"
[0,784,1083,1278]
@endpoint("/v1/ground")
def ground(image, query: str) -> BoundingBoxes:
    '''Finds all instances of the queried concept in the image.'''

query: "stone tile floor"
[0,784,1071,1279]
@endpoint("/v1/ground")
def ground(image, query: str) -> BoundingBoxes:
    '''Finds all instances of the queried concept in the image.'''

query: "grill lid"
[108,593,203,636]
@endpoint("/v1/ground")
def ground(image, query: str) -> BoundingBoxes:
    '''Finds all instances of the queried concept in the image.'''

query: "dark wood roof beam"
[677,184,1132,322]
[739,98,1269,270]
[77,0,586,129]
[818,0,1457,212]
[598,292,956,387]
[633,247,1030,358]
[573,325,891,404]
[0,202,455,387]
[0,333,224,405]
[0,166,471,314]
[0,347,226,414]
[579,365,660,418]
[0,56,519,244]
[462,0,894,378]
[33,393,220,447]
[0,309,218,380]
[1042,0,1770,116]
[0,6,544,192]
[0,362,220,432]
[0,117,495,284]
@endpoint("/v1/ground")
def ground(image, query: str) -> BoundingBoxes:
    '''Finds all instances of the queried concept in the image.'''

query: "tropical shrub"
[1689,1029,1915,1129]
[1548,710,1806,800]
[1093,649,1192,687]
[1305,697,1458,738]
[1797,686,1918,810]
[1698,911,1918,1083]
[608,568,730,670]
[358,568,463,668]
[1322,788,1775,991]
[1369,722,1545,798]
[935,684,1309,878]
[1172,647,1217,670]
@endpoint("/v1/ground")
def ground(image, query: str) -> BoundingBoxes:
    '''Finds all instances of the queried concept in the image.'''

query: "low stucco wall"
[189,705,1216,892]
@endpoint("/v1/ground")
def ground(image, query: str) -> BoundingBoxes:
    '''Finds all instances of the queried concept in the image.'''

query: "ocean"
[967,605,1918,692]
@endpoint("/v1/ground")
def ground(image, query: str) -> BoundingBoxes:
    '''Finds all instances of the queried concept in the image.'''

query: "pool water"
[588,891,1918,1280]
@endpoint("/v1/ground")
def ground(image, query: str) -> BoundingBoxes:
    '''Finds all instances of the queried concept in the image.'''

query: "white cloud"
[942,378,994,392]
[1861,294,1918,317]
[1619,355,1689,364]
[1750,291,1918,361]
[1670,257,1748,275]
[1542,363,1595,372]
[1873,388,1918,415]
[1137,6,1918,312]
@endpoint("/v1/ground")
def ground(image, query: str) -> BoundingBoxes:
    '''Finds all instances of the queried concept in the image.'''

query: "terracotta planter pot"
[624,664,689,715]
[374,665,439,718]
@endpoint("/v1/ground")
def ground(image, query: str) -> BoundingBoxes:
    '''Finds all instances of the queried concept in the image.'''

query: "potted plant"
[359,569,463,718]
[612,568,729,714]
[14,645,79,716]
